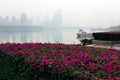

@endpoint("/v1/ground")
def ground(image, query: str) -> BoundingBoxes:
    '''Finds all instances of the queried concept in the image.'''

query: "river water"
[0,28,104,44]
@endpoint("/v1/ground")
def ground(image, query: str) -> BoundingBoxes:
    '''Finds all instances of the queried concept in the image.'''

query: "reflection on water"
[0,29,80,44]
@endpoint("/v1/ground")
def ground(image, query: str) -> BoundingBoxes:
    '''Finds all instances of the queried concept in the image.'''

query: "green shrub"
[93,32,120,41]
[0,50,41,80]
[81,39,92,45]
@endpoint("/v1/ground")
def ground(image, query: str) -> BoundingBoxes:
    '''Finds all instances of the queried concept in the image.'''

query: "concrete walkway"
[87,44,120,50]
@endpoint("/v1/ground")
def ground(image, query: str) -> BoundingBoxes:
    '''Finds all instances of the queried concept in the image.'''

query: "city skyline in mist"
[0,10,63,27]
[0,0,120,28]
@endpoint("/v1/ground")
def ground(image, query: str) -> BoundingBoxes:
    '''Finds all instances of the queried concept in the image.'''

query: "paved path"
[87,44,120,50]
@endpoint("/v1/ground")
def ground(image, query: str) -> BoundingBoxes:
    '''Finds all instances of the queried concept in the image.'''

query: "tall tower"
[4,16,10,25]
[20,13,27,25]
[35,16,41,26]
[0,16,2,26]
[52,10,63,27]
[11,16,17,25]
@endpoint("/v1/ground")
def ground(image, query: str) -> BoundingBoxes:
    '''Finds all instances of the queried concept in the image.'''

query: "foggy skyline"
[0,0,120,28]
[0,10,63,27]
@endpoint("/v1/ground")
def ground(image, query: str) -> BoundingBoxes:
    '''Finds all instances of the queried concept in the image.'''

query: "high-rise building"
[4,16,10,25]
[52,10,63,27]
[35,16,41,26]
[20,13,27,25]
[5,16,9,23]
[10,16,17,25]
[0,16,10,26]
[27,18,33,26]
[0,16,3,26]
[45,15,51,27]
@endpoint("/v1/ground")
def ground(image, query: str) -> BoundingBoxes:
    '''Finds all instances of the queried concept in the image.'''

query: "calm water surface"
[0,29,81,44]
[0,28,105,44]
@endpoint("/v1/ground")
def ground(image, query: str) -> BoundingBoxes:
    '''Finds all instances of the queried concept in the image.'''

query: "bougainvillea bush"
[0,43,120,80]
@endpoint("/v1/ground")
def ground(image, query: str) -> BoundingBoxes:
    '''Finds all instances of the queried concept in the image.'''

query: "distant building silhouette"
[4,16,10,25]
[20,13,27,25]
[52,10,63,27]
[0,16,10,26]
[10,16,17,25]
[0,16,3,26]
[27,18,33,26]
[0,11,64,27]
[45,15,51,27]
[35,16,41,26]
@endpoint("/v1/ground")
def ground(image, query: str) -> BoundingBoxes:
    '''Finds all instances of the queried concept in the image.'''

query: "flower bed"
[0,43,120,80]
[92,32,120,41]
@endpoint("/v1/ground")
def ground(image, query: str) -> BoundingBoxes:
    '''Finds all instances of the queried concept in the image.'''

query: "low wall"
[92,40,120,44]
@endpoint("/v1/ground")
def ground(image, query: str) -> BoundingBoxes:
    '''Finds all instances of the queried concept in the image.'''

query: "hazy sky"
[0,0,120,27]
